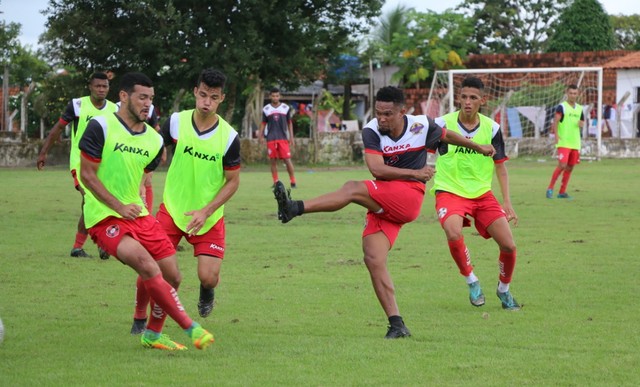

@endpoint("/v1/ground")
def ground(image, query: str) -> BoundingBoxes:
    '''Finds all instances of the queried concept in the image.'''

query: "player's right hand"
[36,156,46,170]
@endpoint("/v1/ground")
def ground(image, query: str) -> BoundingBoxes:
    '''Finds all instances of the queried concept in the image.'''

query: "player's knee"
[500,243,516,254]
[200,274,218,289]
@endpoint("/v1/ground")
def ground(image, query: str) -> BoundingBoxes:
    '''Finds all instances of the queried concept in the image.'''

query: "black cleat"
[198,287,215,318]
[70,248,91,258]
[98,248,110,260]
[384,324,412,339]
[273,181,297,223]
[130,318,147,335]
[290,182,297,189]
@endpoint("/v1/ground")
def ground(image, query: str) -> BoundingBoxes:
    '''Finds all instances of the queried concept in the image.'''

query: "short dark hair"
[88,72,108,83]
[567,84,578,90]
[461,76,484,91]
[376,86,405,105]
[197,68,226,90]
[270,87,280,94]
[119,72,153,94]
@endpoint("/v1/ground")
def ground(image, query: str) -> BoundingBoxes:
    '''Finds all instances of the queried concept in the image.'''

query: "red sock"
[133,276,150,320]
[142,274,192,330]
[559,170,572,194]
[448,238,473,276]
[272,174,279,184]
[548,167,562,190]
[145,185,154,213]
[73,232,88,249]
[146,281,181,332]
[498,250,516,283]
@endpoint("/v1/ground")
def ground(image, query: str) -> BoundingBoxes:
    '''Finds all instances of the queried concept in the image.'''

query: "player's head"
[197,68,226,90]
[566,84,579,104]
[458,76,486,117]
[374,86,406,136]
[269,87,281,104]
[87,72,110,102]
[194,68,226,115]
[118,72,154,124]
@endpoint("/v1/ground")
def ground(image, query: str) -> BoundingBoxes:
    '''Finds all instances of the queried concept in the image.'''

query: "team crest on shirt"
[106,224,120,238]
[437,207,448,219]
[409,123,424,134]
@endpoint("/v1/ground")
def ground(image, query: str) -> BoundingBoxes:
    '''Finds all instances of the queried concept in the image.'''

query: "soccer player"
[273,86,495,339]
[546,84,584,199]
[37,72,117,259]
[78,72,214,351]
[117,101,162,213]
[430,76,521,311]
[260,87,297,188]
[130,69,241,334]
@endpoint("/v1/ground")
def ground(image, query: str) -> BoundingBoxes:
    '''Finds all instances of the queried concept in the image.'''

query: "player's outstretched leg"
[186,322,215,350]
[273,181,300,223]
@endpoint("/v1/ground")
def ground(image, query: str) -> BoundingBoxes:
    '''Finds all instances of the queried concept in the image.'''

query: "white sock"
[465,272,479,285]
[497,281,510,293]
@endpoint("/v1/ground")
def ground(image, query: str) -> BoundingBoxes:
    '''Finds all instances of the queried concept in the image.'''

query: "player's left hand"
[504,205,518,226]
[184,209,209,236]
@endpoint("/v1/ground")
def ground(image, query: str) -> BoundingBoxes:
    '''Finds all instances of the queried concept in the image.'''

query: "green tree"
[366,5,412,66]
[1,20,50,134]
[386,10,475,88]
[41,0,382,132]
[457,0,570,54]
[546,0,615,52]
[610,14,640,50]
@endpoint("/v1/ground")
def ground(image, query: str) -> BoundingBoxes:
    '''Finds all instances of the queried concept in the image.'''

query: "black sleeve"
[362,127,382,153]
[223,136,241,169]
[78,119,105,160]
[160,119,174,147]
[491,129,508,161]
[144,145,164,172]
[425,117,444,151]
[60,100,76,124]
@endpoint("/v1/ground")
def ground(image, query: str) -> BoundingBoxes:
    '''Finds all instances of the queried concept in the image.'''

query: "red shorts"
[362,180,425,246]
[267,140,291,160]
[557,147,580,166]
[156,204,226,258]
[88,215,176,261]
[70,169,81,190]
[434,191,506,239]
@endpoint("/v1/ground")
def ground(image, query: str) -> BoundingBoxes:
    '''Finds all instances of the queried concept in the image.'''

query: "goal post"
[427,67,603,160]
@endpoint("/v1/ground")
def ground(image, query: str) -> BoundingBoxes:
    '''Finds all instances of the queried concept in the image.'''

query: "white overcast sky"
[1,0,639,50]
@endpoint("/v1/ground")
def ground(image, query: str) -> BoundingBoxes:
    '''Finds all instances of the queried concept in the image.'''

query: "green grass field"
[1,158,639,386]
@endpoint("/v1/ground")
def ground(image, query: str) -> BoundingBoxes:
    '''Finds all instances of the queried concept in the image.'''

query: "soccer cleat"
[70,248,91,258]
[496,289,521,311]
[290,182,297,189]
[546,189,553,199]
[197,287,215,318]
[130,318,147,335]
[557,193,572,199]
[98,248,110,260]
[273,180,297,223]
[189,324,215,350]
[384,324,412,339]
[468,281,485,307]
[197,299,214,318]
[141,333,187,351]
